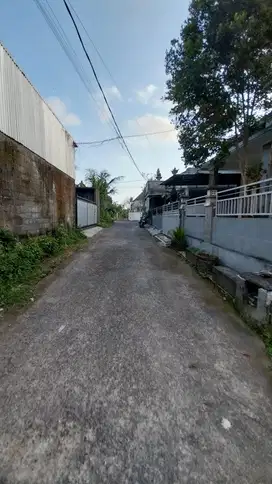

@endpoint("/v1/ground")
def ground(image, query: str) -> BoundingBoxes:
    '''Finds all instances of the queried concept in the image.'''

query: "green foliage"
[0,226,87,309]
[0,228,18,249]
[99,210,114,228]
[85,168,127,224]
[85,169,123,207]
[165,0,272,181]
[169,227,188,250]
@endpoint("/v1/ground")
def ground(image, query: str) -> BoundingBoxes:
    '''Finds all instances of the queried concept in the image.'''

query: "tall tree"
[155,168,162,181]
[165,0,272,183]
[85,169,123,207]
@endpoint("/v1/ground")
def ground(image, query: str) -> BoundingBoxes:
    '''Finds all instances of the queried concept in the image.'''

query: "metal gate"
[76,197,97,228]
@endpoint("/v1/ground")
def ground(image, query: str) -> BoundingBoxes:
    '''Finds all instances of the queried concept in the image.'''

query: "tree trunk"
[241,126,250,185]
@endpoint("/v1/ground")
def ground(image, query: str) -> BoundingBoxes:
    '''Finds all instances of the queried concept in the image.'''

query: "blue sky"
[1,0,190,202]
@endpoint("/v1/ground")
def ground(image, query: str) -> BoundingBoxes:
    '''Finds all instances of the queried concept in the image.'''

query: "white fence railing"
[186,196,205,217]
[216,178,272,217]
[152,202,179,215]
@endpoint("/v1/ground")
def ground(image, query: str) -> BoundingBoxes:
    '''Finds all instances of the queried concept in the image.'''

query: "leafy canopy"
[165,0,272,180]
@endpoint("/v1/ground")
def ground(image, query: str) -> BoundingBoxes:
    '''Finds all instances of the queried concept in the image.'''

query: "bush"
[0,226,87,308]
[99,210,114,228]
[38,235,61,256]
[0,228,18,249]
[169,227,187,250]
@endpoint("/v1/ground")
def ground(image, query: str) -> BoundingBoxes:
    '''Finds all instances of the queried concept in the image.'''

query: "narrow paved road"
[1,222,272,483]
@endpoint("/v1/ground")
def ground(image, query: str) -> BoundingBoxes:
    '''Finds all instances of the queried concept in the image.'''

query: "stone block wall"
[0,131,75,234]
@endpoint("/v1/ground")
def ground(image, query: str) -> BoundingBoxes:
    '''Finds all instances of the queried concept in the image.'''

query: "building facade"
[0,44,76,234]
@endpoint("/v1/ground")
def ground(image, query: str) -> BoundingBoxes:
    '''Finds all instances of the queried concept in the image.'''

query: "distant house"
[143,180,171,212]
[162,115,272,198]
[161,167,241,199]
[130,192,144,212]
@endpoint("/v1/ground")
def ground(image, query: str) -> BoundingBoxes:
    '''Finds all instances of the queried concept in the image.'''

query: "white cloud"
[92,91,111,123]
[46,97,81,127]
[136,84,158,104]
[153,97,173,112]
[127,114,177,142]
[92,86,121,124]
[105,85,122,101]
[135,85,173,114]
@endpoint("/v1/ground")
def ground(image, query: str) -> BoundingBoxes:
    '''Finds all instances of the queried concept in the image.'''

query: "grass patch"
[0,226,87,310]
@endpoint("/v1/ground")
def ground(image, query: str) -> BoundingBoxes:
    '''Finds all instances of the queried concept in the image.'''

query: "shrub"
[99,210,114,227]
[0,226,87,308]
[169,227,188,250]
[38,236,61,256]
[0,228,18,249]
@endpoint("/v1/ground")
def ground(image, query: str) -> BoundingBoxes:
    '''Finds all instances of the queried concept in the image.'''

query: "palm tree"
[85,169,123,208]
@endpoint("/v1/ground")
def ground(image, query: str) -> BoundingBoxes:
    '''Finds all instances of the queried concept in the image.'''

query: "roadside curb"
[145,225,171,247]
[83,226,103,239]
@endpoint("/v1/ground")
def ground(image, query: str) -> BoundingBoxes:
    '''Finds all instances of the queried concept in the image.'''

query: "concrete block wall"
[162,213,179,235]
[0,131,75,234]
[212,218,272,264]
[184,217,205,241]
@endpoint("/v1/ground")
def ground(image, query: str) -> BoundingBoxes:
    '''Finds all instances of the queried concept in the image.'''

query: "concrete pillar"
[204,189,217,243]
[256,288,272,323]
[179,197,188,229]
[235,275,247,311]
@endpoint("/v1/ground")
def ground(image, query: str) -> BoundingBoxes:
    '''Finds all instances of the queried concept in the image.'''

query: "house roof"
[161,169,240,186]
[144,180,167,196]
[133,191,144,202]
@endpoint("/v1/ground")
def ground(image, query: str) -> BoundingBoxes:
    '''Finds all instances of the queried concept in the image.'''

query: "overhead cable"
[33,0,123,140]
[66,0,154,148]
[76,129,175,145]
[62,0,145,180]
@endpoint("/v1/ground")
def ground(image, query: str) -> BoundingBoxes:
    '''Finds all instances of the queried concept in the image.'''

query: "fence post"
[204,189,217,243]
[179,196,188,229]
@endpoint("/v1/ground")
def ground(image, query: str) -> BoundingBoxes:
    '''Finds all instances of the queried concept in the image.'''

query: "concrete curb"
[145,225,171,247]
[83,226,103,239]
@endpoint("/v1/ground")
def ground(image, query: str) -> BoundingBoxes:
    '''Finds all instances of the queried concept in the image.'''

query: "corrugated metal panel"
[77,198,97,227]
[0,44,75,179]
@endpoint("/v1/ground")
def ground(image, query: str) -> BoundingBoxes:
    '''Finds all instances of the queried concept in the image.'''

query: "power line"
[77,129,175,145]
[66,0,153,149]
[62,0,145,180]
[33,0,118,135]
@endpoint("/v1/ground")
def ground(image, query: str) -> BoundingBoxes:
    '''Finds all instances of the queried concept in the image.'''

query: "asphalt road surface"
[1,222,272,483]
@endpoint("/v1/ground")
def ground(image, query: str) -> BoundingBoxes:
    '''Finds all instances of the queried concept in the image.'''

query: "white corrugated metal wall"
[0,44,75,179]
[128,211,141,221]
[77,198,97,227]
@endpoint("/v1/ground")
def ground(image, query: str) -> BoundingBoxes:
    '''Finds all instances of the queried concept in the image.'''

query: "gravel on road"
[1,221,272,483]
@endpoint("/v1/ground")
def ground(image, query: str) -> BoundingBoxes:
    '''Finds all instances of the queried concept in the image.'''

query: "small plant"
[0,226,87,309]
[169,227,187,250]
[0,228,18,249]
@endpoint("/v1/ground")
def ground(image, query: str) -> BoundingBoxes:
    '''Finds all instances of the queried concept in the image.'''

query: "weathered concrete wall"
[184,217,205,241]
[0,131,75,234]
[212,218,272,265]
[152,214,162,230]
[185,215,272,273]
[162,213,179,235]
